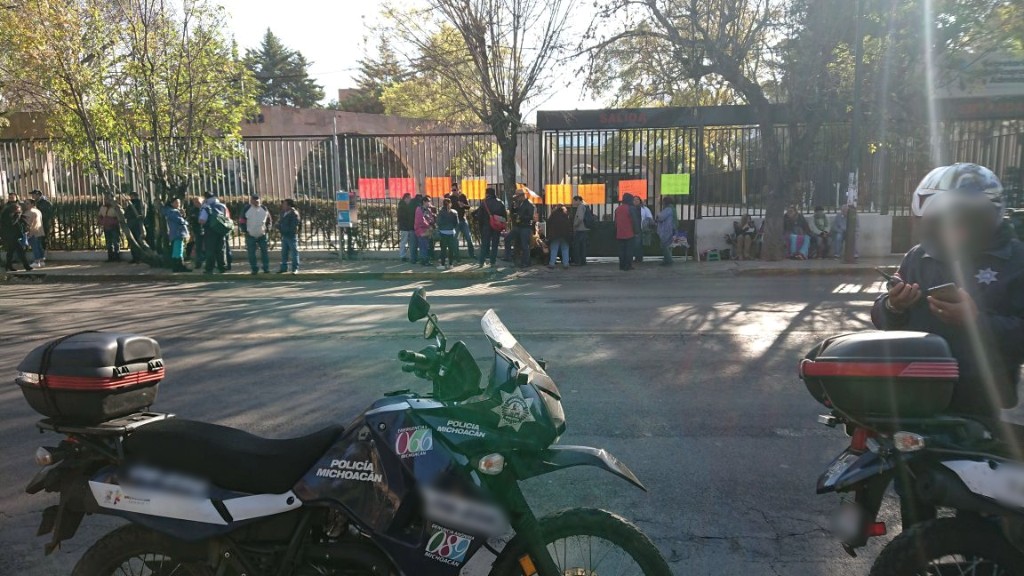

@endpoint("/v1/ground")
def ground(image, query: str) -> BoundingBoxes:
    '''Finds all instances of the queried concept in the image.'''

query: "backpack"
[583,206,597,229]
[206,205,234,235]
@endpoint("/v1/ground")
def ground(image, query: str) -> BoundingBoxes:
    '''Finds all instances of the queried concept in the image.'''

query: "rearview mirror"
[408,288,430,322]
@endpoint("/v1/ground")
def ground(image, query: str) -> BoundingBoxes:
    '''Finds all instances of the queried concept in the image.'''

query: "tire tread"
[869,516,1024,576]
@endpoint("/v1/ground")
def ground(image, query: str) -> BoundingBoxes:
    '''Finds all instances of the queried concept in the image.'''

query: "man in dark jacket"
[511,189,535,268]
[445,183,475,261]
[186,197,205,268]
[476,187,507,268]
[124,191,147,264]
[872,164,1024,423]
[2,202,32,271]
[546,205,572,269]
[630,195,644,264]
[198,192,229,274]
[277,198,301,274]
[397,193,415,262]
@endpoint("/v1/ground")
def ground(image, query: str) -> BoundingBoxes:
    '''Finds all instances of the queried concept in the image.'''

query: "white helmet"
[911,163,1004,222]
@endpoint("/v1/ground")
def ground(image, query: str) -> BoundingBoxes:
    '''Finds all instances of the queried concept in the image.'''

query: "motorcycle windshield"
[481,310,561,400]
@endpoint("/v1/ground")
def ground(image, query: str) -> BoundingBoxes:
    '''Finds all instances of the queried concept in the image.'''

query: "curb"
[732,265,895,277]
[1,270,494,283]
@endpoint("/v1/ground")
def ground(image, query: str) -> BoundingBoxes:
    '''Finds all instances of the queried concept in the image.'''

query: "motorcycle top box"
[16,331,164,424]
[800,331,959,417]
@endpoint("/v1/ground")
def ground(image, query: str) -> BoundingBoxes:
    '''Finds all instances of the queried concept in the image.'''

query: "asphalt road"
[0,272,914,575]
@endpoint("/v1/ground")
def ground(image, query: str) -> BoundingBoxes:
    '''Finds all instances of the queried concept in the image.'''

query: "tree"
[0,0,256,265]
[331,37,409,114]
[118,0,256,200]
[244,28,325,108]
[583,0,853,260]
[380,28,480,123]
[386,0,572,197]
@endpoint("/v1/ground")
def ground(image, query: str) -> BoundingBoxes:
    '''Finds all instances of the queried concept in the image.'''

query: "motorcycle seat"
[123,418,343,495]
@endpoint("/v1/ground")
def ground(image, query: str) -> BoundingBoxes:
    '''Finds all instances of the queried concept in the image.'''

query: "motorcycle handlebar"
[398,350,428,365]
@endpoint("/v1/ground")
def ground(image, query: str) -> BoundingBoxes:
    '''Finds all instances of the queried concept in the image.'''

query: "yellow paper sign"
[461,178,487,200]
[578,184,606,205]
[544,184,572,205]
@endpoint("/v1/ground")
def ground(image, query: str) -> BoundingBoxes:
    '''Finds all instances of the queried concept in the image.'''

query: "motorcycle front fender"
[508,445,646,491]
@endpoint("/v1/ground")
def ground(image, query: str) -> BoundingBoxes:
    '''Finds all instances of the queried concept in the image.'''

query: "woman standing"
[163,198,191,272]
[436,198,458,270]
[414,196,436,266]
[23,199,45,268]
[614,194,636,271]
[98,194,123,262]
[656,200,676,266]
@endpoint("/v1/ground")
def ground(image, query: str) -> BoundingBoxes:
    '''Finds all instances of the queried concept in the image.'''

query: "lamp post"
[845,0,866,264]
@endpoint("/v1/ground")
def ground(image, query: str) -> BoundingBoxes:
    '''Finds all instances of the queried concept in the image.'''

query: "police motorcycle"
[18,288,672,576]
[802,330,1024,575]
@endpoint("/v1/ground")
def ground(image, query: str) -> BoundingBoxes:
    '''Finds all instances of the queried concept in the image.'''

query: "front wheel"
[869,516,1024,576]
[72,525,212,576]
[493,508,672,576]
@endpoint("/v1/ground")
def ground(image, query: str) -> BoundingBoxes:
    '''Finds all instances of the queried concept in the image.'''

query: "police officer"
[872,164,1024,419]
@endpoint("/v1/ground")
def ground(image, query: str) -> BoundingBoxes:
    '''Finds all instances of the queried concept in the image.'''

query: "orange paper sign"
[425,177,451,198]
[618,179,648,200]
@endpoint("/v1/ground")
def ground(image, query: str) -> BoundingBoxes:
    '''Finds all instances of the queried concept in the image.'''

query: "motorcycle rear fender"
[818,449,912,494]
[508,446,646,491]
[26,461,98,555]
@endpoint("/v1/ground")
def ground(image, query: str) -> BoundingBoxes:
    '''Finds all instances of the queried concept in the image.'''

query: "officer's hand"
[928,288,978,326]
[887,279,921,313]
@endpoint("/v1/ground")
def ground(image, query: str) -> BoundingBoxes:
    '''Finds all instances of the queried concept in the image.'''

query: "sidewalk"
[0,254,902,283]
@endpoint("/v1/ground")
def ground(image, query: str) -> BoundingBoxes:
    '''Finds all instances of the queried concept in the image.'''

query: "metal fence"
[538,124,861,220]
[1,119,1021,251]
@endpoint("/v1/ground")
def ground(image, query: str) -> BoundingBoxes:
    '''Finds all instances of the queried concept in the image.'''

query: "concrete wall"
[693,213,895,258]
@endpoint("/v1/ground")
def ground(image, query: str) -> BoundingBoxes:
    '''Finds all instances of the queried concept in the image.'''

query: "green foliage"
[244,28,325,108]
[380,27,479,123]
[120,1,257,198]
[0,0,256,200]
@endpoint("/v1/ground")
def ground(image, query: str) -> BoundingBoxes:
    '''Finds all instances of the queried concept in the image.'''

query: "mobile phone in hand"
[927,282,960,302]
[876,267,899,288]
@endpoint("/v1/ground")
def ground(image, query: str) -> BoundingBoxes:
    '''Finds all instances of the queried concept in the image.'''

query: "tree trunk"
[759,122,788,261]
[498,133,518,204]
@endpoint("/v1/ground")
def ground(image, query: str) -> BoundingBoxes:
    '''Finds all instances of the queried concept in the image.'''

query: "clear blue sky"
[218,0,603,119]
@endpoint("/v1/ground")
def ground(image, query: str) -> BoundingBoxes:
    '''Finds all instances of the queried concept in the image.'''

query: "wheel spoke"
[546,534,645,575]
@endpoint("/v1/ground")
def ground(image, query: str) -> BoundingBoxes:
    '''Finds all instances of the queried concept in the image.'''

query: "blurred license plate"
[821,451,861,489]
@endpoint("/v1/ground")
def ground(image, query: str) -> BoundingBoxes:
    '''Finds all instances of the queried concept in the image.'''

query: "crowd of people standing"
[166,192,303,274]
[2,189,307,275]
[396,184,680,272]
[1,190,53,271]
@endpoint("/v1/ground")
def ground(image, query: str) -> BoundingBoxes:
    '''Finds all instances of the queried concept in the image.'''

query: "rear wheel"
[869,517,1024,576]
[493,508,672,576]
[72,525,211,576]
